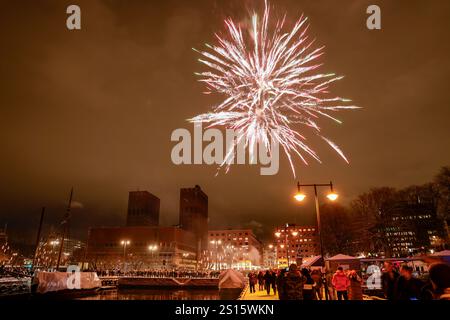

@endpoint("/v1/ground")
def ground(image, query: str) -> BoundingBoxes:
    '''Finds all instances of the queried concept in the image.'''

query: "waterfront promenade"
[241,288,278,300]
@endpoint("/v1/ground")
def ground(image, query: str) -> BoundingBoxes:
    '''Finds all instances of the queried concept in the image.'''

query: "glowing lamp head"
[327,192,339,201]
[275,232,281,238]
[294,193,306,202]
[291,231,298,237]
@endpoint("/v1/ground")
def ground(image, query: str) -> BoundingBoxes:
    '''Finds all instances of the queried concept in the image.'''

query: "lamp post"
[121,240,130,272]
[267,244,277,269]
[275,224,298,268]
[294,181,338,300]
[210,240,222,271]
[148,244,158,268]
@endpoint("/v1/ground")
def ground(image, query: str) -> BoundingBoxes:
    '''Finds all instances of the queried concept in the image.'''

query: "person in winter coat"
[283,264,306,300]
[276,269,287,300]
[429,263,450,300]
[331,267,350,300]
[271,270,278,295]
[301,268,315,300]
[394,265,423,300]
[263,270,272,295]
[257,271,265,291]
[248,272,257,293]
[348,270,363,300]
[311,269,323,300]
[381,261,399,300]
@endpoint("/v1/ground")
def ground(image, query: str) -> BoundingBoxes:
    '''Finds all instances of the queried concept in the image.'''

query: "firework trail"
[191,1,359,176]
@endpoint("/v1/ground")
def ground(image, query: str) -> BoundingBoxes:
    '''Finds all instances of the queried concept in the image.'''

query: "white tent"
[301,255,322,268]
[431,250,450,257]
[326,254,358,261]
[34,272,101,294]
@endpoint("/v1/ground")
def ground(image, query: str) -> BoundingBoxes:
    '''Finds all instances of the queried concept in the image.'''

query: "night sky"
[1,0,449,243]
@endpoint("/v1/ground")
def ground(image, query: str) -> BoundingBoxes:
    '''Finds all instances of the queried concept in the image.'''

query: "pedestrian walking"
[271,270,278,295]
[381,261,399,300]
[257,271,264,291]
[264,270,272,295]
[248,272,257,293]
[394,265,423,300]
[311,269,323,300]
[301,268,315,300]
[332,267,350,300]
[277,269,287,300]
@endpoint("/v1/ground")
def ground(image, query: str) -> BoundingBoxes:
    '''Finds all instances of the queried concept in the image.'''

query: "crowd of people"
[381,261,450,300]
[246,262,450,300]
[95,269,221,279]
[0,265,33,278]
[247,265,329,300]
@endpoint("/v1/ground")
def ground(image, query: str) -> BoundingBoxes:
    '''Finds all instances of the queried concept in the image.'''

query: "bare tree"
[350,187,398,257]
[434,166,450,220]
[320,203,353,256]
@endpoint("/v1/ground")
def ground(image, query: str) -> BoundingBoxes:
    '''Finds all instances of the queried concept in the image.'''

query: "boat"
[31,271,102,298]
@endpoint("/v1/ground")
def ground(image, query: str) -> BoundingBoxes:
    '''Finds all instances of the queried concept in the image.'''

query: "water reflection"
[78,288,220,300]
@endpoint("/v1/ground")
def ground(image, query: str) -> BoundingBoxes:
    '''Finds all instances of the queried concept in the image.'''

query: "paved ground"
[241,287,381,300]
[241,288,279,300]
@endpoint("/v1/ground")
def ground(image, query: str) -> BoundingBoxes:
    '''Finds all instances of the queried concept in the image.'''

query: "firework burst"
[190,2,359,175]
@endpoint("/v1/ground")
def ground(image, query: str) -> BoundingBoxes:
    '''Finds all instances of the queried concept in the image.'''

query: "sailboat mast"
[32,207,45,270]
[56,187,73,270]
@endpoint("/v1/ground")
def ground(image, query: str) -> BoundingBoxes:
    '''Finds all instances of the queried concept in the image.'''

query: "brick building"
[273,224,320,268]
[126,191,160,227]
[180,185,208,253]
[86,187,208,270]
[86,226,197,269]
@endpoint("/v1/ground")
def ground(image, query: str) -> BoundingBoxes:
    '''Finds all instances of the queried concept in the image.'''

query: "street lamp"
[294,180,338,300]
[267,244,277,268]
[121,240,130,259]
[148,244,158,267]
[294,192,306,202]
[121,240,131,273]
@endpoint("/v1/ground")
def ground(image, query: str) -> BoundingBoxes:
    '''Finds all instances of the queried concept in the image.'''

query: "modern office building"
[382,200,446,257]
[180,185,208,253]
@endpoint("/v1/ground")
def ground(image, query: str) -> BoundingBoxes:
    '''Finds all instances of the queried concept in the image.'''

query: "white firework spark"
[190,2,359,175]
